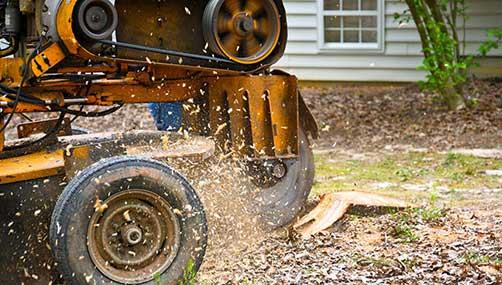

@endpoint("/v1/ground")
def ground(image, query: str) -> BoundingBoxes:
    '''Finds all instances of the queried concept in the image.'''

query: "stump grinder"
[0,0,318,283]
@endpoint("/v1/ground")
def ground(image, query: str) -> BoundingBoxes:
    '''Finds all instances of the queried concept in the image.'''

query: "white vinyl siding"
[319,0,384,51]
[276,0,502,82]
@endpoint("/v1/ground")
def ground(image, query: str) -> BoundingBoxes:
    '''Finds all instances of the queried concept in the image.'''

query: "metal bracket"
[31,43,66,77]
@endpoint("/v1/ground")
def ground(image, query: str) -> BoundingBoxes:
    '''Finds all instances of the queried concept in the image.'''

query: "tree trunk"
[443,89,466,110]
[404,0,467,110]
[442,77,465,110]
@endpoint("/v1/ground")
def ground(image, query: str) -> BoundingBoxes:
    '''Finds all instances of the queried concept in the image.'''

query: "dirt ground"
[301,79,502,151]
[198,149,502,284]
[4,80,502,284]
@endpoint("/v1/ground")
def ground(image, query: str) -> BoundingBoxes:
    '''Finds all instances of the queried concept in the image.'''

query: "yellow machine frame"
[0,0,317,185]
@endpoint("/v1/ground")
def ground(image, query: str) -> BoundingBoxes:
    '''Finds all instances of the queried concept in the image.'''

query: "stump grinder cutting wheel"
[0,0,318,284]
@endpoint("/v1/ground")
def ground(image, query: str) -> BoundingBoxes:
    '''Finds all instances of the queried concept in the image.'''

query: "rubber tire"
[255,127,315,228]
[49,156,207,285]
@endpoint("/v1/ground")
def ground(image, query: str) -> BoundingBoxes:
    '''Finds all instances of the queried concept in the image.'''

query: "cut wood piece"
[332,191,412,208]
[293,191,414,237]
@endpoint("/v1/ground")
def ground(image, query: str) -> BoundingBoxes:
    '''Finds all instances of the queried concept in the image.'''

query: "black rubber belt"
[98,39,235,64]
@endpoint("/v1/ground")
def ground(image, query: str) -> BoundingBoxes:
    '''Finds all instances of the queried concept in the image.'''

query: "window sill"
[318,44,385,55]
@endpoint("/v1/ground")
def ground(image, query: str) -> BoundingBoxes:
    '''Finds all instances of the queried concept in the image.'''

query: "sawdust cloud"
[168,155,271,271]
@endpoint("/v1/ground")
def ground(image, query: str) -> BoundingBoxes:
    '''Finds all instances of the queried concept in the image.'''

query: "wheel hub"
[76,0,118,40]
[122,224,143,246]
[85,6,109,32]
[234,13,254,36]
[88,190,180,284]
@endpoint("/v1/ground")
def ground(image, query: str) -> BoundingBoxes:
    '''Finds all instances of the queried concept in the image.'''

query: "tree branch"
[405,0,431,58]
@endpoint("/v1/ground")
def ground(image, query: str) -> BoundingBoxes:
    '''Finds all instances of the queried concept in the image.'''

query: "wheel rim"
[203,0,281,64]
[87,190,180,284]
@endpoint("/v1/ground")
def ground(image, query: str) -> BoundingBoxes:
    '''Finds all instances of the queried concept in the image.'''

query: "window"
[319,0,383,50]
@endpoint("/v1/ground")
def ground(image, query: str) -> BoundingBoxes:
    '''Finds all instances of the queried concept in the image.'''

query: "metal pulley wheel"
[75,0,118,40]
[203,0,281,64]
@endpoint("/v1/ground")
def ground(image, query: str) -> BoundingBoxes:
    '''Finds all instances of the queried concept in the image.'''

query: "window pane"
[343,16,359,28]
[361,0,377,10]
[342,0,358,10]
[325,30,341,43]
[361,16,377,28]
[324,16,341,28]
[324,0,340,10]
[362,30,377,42]
[344,30,359,42]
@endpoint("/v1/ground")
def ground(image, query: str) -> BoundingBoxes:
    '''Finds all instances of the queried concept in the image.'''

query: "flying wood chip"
[293,192,414,237]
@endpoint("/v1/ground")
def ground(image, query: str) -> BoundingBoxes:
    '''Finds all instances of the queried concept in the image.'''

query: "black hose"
[0,86,46,105]
[0,41,41,134]
[57,103,124,117]
[0,70,26,133]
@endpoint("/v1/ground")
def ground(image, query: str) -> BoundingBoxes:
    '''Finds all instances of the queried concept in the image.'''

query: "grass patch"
[416,206,446,222]
[389,192,446,243]
[392,222,419,243]
[462,251,502,266]
[435,152,502,189]
[179,259,197,285]
[312,151,502,197]
[400,257,420,270]
[395,167,414,181]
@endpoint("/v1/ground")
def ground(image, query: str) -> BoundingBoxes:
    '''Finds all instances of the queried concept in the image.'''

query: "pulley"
[203,0,281,64]
[74,0,118,41]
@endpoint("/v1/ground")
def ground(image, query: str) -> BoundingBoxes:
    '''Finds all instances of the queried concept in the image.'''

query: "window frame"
[318,0,385,53]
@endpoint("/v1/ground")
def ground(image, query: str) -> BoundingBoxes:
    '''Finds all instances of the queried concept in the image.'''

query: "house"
[276,0,502,82]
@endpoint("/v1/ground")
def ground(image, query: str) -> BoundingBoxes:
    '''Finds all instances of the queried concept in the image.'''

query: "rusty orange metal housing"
[0,58,24,86]
[205,75,299,158]
[0,72,301,184]
[0,131,217,185]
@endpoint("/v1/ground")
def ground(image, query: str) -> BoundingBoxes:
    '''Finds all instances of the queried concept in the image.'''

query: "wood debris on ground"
[294,192,415,237]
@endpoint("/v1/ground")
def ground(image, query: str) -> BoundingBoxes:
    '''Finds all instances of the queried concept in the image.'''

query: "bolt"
[91,14,101,23]
[272,162,287,179]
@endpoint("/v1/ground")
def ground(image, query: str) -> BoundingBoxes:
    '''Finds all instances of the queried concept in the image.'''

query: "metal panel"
[207,74,299,158]
[226,88,253,156]
[0,150,65,185]
[31,43,66,77]
[247,89,275,157]
[17,118,72,138]
[267,76,299,156]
